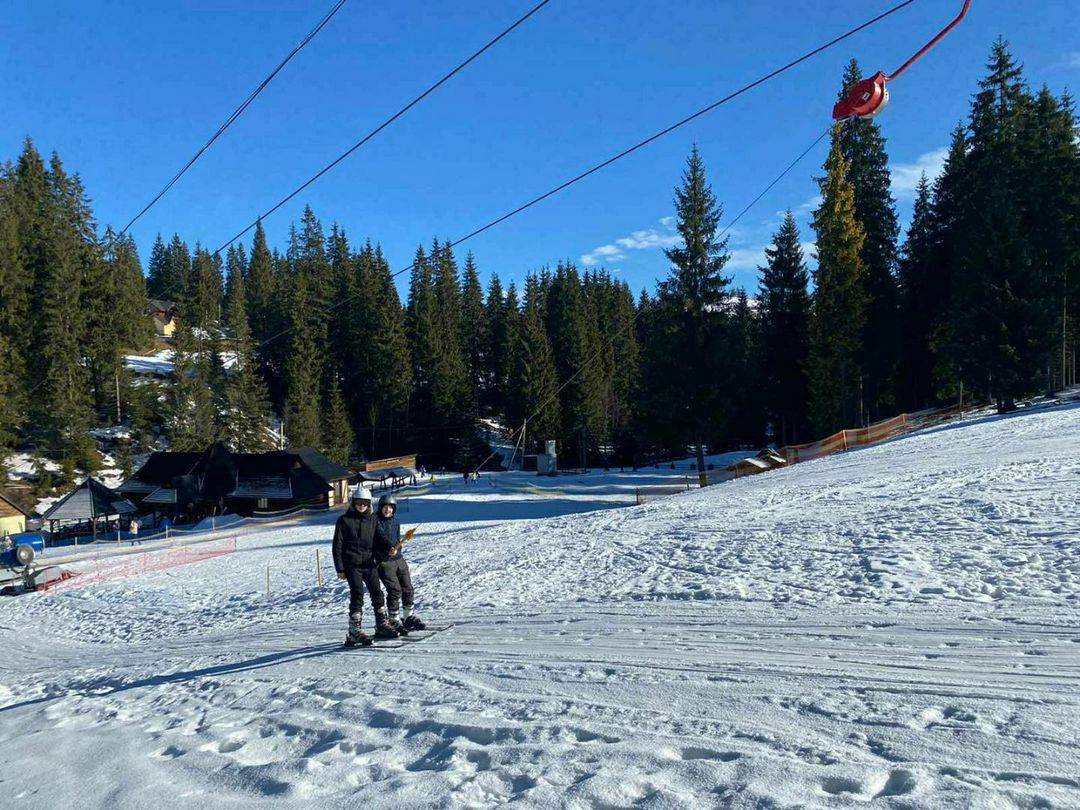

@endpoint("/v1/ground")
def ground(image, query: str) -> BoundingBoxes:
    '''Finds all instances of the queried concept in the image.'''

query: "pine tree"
[837,60,901,418]
[321,373,354,465]
[1024,86,1080,392]
[460,252,487,402]
[897,175,937,410]
[188,246,224,331]
[367,245,412,457]
[948,39,1044,410]
[146,234,168,299]
[482,273,506,414]
[431,240,472,426]
[659,145,731,478]
[167,320,217,450]
[925,124,969,401]
[727,289,764,446]
[222,251,272,451]
[86,230,151,422]
[546,263,606,454]
[283,256,323,448]
[809,134,867,434]
[0,166,27,455]
[406,244,438,421]
[162,234,192,304]
[245,221,283,402]
[510,275,561,449]
[758,211,811,444]
[33,153,96,465]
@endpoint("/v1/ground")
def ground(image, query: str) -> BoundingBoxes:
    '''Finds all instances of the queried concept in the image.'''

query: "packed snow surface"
[1,405,1078,808]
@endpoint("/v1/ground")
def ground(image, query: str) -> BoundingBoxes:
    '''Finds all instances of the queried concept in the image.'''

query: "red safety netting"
[47,536,238,592]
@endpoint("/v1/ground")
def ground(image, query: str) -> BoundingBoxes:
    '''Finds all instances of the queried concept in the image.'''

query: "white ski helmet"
[351,485,373,504]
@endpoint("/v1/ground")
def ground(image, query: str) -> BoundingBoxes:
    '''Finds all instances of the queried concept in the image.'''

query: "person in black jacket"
[332,486,398,646]
[376,493,426,633]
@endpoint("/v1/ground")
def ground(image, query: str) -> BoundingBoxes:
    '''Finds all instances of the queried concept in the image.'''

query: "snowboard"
[343,638,406,650]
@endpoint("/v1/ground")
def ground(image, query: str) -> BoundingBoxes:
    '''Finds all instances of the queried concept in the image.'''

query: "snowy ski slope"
[0,404,1077,808]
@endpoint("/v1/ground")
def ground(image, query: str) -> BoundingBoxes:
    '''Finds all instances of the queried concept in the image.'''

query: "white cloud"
[1065,52,1080,69]
[615,228,681,251]
[891,147,948,198]
[580,243,626,267]
[581,217,681,267]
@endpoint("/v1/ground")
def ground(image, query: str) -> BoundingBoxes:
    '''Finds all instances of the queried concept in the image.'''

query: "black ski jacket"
[332,509,388,573]
[376,514,404,559]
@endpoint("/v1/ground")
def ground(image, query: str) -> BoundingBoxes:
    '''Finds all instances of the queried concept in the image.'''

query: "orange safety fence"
[780,404,966,465]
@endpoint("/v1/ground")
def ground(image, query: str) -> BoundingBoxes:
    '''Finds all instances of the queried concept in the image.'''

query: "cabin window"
[258,498,268,510]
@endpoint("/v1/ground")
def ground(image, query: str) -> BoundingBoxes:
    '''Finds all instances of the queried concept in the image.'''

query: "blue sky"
[4,1,1078,295]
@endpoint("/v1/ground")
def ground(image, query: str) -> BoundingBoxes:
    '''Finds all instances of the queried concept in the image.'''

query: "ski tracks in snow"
[1,608,1079,807]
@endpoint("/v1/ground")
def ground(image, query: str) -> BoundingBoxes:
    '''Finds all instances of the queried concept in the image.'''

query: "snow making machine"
[0,533,69,595]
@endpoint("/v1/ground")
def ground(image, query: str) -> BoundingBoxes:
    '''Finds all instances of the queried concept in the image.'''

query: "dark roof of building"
[119,445,348,505]
[147,298,176,314]
[41,478,137,522]
[290,448,352,482]
[119,451,202,492]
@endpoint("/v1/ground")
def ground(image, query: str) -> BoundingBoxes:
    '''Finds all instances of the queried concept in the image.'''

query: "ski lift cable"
[213,0,555,255]
[248,0,919,356]
[118,0,352,238]
[470,123,835,475]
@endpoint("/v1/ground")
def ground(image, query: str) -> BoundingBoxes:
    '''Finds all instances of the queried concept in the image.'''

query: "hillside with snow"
[1,403,1078,808]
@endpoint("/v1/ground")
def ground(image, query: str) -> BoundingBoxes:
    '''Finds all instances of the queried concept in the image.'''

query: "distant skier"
[332,485,399,646]
[376,493,426,633]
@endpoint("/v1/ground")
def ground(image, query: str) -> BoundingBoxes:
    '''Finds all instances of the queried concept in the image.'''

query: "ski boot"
[345,616,373,647]
[403,612,426,632]
[388,614,409,636]
[374,612,400,640]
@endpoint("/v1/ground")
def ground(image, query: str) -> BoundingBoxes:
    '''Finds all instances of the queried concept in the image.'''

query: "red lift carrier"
[833,0,972,120]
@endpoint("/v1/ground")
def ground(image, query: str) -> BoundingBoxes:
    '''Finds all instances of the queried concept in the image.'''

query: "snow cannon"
[0,533,63,595]
[832,0,971,121]
[1,532,43,569]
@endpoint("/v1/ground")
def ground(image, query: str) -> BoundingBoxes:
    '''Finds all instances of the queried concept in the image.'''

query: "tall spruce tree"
[758,211,811,444]
[222,251,272,451]
[33,153,96,466]
[897,174,937,410]
[146,234,168,299]
[809,134,867,434]
[406,244,438,423]
[367,245,412,457]
[283,247,323,448]
[1025,86,1080,392]
[948,39,1044,410]
[659,145,731,481]
[481,273,506,414]
[837,60,901,418]
[321,373,354,465]
[510,275,561,450]
[460,252,487,402]
[431,241,472,429]
[167,319,217,450]
[87,230,151,422]
[0,165,28,455]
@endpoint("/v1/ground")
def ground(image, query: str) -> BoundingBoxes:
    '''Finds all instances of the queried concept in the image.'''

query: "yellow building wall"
[0,514,26,537]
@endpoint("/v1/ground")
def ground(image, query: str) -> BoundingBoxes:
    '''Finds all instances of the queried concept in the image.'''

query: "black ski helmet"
[378,493,397,513]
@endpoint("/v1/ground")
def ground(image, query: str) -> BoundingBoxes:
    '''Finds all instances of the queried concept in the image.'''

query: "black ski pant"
[378,557,414,614]
[345,564,385,621]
